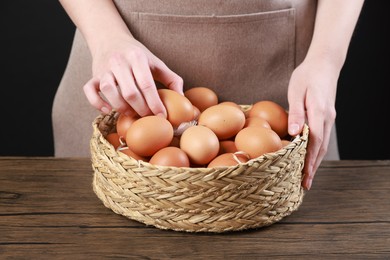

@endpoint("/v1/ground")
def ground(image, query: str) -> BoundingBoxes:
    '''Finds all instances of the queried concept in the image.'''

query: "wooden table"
[1,158,389,259]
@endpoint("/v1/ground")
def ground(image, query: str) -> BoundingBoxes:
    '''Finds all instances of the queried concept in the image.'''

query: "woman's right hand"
[59,0,183,117]
[83,34,183,117]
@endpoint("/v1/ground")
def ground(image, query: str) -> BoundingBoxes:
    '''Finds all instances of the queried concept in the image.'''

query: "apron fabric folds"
[52,0,339,159]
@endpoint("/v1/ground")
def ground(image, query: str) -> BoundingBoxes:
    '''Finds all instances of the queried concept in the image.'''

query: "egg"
[126,116,173,156]
[184,87,218,112]
[281,140,292,147]
[105,132,122,149]
[235,127,282,158]
[219,140,237,155]
[198,104,245,140]
[158,89,194,127]
[219,101,241,109]
[244,117,271,129]
[116,113,140,138]
[180,125,219,165]
[248,100,288,138]
[118,146,148,162]
[149,147,190,167]
[207,153,249,168]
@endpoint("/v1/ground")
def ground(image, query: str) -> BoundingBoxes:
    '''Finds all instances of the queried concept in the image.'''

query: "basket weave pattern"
[90,110,308,233]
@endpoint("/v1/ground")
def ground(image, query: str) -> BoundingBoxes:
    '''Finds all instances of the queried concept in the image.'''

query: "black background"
[1,1,389,159]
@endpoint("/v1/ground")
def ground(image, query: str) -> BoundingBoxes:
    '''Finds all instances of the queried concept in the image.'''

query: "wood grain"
[1,157,389,259]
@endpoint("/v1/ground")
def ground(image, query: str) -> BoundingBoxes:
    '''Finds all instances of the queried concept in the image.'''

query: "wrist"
[304,46,346,73]
[87,29,134,59]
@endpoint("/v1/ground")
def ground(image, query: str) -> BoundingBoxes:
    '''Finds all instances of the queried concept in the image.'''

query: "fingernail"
[101,107,110,114]
[289,124,300,135]
[305,164,314,190]
[306,178,313,190]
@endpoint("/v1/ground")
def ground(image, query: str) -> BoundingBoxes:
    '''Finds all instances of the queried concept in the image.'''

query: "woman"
[53,0,364,190]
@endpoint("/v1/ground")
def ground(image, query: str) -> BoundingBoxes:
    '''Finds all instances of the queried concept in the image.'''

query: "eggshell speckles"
[198,104,245,140]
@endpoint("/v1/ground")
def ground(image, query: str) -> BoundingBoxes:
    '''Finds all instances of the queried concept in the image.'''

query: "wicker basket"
[90,109,308,233]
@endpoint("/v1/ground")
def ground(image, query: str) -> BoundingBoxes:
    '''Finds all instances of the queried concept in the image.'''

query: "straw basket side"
[90,110,308,233]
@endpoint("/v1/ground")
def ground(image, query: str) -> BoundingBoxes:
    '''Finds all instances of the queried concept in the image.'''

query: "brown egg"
[219,101,241,109]
[105,132,123,149]
[116,113,140,138]
[118,146,148,162]
[244,117,271,129]
[235,127,282,158]
[281,140,292,147]
[126,116,173,157]
[184,87,218,112]
[180,125,219,165]
[248,100,288,138]
[149,147,190,167]
[198,104,245,140]
[158,89,194,127]
[219,140,238,155]
[207,153,249,168]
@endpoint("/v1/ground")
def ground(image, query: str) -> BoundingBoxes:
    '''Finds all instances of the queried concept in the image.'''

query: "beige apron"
[52,0,339,159]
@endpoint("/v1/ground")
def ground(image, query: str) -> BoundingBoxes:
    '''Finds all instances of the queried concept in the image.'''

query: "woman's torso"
[53,0,341,160]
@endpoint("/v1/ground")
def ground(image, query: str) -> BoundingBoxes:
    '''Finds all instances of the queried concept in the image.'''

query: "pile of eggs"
[105,87,293,168]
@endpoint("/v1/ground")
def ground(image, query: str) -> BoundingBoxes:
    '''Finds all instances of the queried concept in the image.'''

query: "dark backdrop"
[1,1,389,159]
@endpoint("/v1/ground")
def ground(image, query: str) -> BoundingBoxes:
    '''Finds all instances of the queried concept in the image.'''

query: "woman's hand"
[84,34,183,117]
[59,0,183,118]
[287,56,339,190]
[287,0,365,190]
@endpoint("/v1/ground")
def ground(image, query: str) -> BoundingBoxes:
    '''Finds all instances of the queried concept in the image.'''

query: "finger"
[287,82,306,136]
[83,77,111,114]
[153,60,184,95]
[99,72,133,114]
[302,111,324,190]
[114,67,154,117]
[311,121,334,175]
[131,57,167,117]
[109,59,153,117]
[301,146,314,190]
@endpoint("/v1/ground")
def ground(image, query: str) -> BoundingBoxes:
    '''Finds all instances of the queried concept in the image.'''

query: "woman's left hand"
[287,56,340,190]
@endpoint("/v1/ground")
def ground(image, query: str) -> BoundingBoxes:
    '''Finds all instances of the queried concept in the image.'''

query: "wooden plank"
[286,160,390,223]
[1,223,389,259]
